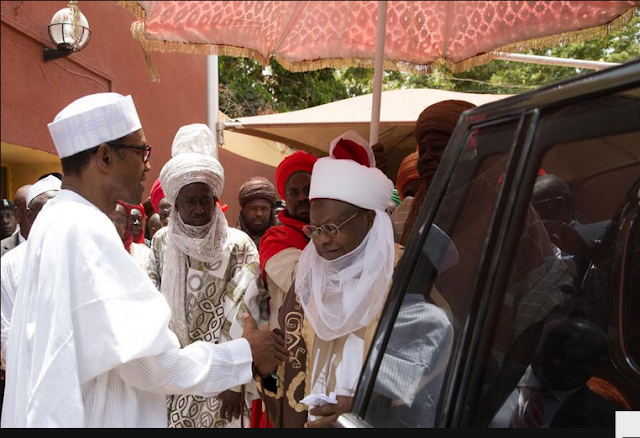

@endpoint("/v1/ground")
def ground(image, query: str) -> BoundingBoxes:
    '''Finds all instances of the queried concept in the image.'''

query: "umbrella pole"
[370,0,387,146]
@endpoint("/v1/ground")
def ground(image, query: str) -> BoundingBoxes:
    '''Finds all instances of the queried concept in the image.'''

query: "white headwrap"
[26,175,62,207]
[296,131,395,341]
[48,93,141,158]
[159,124,229,346]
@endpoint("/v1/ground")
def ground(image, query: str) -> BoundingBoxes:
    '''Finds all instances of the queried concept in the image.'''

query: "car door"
[339,59,640,428]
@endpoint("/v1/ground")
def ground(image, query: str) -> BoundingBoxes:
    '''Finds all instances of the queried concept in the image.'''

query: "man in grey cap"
[2,93,289,428]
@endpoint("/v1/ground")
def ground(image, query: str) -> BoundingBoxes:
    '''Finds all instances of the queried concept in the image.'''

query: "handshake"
[241,313,292,376]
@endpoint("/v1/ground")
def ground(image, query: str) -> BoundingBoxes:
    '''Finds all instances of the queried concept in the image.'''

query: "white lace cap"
[171,123,217,157]
[26,175,62,207]
[48,93,141,158]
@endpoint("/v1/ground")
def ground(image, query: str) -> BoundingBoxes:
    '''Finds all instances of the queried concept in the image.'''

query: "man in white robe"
[147,124,269,428]
[1,93,289,428]
[1,176,62,361]
[295,132,453,427]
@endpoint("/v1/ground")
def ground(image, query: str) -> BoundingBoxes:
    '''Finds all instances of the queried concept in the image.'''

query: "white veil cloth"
[159,124,228,346]
[295,131,395,342]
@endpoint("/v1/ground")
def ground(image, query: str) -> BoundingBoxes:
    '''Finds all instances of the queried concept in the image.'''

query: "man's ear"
[95,143,113,172]
[25,208,36,226]
[366,210,376,231]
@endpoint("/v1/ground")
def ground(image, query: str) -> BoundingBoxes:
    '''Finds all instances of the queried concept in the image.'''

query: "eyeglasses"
[302,210,362,240]
[531,196,565,210]
[109,142,152,163]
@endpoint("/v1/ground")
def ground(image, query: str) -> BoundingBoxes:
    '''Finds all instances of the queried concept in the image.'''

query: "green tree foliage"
[219,17,639,117]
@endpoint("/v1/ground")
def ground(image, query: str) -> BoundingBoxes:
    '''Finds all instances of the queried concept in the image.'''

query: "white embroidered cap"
[26,175,62,207]
[48,93,141,158]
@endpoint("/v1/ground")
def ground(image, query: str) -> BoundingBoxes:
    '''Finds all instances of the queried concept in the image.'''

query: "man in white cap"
[257,132,453,428]
[1,175,62,361]
[147,123,270,428]
[2,93,289,428]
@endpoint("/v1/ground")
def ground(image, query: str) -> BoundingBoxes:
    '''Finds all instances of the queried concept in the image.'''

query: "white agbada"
[0,243,26,361]
[1,176,62,361]
[1,190,253,428]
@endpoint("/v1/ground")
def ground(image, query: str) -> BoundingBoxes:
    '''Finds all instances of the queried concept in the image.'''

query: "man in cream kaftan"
[148,124,268,428]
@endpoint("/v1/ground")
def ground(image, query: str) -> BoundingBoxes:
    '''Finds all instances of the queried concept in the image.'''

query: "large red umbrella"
[117,1,639,142]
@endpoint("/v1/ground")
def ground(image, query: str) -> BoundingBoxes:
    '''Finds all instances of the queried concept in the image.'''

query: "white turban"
[48,93,141,158]
[157,123,229,347]
[309,131,393,210]
[296,131,395,342]
[26,175,62,207]
[160,153,224,205]
[160,124,225,203]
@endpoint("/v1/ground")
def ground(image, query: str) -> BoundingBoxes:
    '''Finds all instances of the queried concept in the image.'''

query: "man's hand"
[242,313,291,377]
[542,220,594,258]
[372,142,388,176]
[305,395,353,428]
[218,389,243,422]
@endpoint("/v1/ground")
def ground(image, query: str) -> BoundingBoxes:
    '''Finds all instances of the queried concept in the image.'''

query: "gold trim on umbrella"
[116,2,638,79]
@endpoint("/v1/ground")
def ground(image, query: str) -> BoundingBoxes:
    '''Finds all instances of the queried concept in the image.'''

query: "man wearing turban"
[256,132,453,428]
[147,124,280,428]
[150,177,171,227]
[401,100,477,245]
[391,151,421,242]
[236,177,279,249]
[249,150,317,427]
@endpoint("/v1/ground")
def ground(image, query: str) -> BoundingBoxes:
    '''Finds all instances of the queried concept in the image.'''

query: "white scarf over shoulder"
[296,131,395,341]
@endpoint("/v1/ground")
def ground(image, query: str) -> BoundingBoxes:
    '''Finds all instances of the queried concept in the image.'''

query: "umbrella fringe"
[115,0,145,19]
[448,6,639,73]
[116,2,638,76]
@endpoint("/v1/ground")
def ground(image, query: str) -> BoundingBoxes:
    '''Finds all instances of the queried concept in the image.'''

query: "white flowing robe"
[1,190,252,428]
[1,243,26,362]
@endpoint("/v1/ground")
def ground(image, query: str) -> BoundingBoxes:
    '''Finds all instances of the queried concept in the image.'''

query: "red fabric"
[332,138,371,167]
[274,151,318,199]
[116,200,133,252]
[130,204,146,245]
[216,199,229,213]
[150,178,165,214]
[249,400,273,428]
[259,209,308,275]
[508,386,551,428]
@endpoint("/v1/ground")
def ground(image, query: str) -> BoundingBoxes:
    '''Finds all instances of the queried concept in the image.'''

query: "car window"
[363,118,523,428]
[625,212,640,370]
[476,90,640,428]
[360,87,640,429]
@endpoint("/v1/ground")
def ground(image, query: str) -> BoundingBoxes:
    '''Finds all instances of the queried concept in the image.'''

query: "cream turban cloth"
[160,124,224,203]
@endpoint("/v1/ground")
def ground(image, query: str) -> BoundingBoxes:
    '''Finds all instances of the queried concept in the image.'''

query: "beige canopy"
[221,88,509,180]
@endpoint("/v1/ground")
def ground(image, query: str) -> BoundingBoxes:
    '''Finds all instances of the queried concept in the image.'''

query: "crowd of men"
[0,92,623,428]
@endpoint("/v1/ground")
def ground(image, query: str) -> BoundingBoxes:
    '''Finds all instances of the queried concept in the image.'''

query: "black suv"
[339,59,640,428]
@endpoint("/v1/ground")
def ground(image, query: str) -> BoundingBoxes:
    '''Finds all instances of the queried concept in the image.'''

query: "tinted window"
[364,119,522,427]
[477,90,640,428]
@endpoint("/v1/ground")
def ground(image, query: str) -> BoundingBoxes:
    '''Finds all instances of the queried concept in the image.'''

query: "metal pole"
[493,52,621,71]
[369,0,387,145]
[206,55,219,158]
